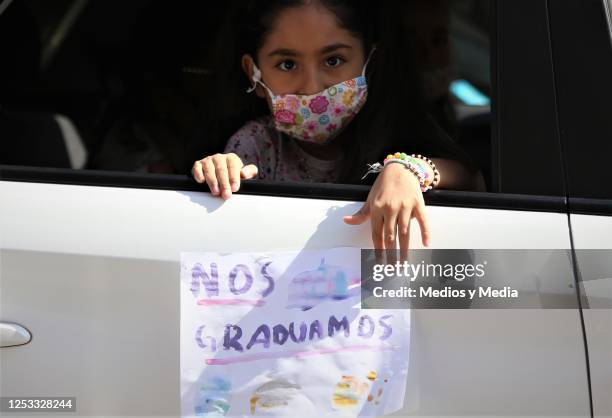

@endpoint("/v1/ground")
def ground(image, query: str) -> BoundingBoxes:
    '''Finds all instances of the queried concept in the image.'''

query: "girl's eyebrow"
[267,43,352,58]
[267,48,300,58]
[320,43,352,54]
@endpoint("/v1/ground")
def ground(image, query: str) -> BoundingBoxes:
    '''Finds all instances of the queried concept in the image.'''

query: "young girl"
[192,0,484,252]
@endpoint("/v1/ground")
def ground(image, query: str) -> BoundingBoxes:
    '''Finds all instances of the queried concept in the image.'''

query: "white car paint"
[0,180,590,417]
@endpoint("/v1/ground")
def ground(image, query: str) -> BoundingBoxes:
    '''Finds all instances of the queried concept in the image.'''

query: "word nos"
[190,262,275,299]
[195,314,394,353]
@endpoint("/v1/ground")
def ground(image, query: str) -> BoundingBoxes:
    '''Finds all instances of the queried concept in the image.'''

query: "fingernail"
[231,182,239,192]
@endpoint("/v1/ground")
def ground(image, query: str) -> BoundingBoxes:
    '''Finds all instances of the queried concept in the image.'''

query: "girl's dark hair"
[199,0,475,183]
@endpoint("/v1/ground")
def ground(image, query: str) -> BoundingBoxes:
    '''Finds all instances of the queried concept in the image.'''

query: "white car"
[1,0,611,417]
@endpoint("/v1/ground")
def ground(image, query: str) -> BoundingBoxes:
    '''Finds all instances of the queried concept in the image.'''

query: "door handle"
[0,322,32,347]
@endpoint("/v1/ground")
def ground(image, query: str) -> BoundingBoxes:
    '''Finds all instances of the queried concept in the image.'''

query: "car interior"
[0,0,492,189]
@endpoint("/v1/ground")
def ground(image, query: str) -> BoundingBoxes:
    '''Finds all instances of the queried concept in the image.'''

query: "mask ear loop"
[246,64,275,96]
[246,65,262,93]
[361,47,377,78]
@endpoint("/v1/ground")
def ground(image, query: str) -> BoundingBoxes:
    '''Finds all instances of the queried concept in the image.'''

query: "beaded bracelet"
[410,154,440,190]
[388,159,427,189]
[388,153,430,184]
[361,152,440,192]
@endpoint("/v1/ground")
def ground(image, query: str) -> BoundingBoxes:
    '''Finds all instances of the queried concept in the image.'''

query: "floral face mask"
[247,50,374,144]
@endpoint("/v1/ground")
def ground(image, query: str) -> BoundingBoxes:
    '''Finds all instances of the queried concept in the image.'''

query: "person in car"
[192,0,485,251]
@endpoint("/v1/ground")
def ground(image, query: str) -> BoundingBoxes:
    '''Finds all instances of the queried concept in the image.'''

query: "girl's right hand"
[192,153,258,200]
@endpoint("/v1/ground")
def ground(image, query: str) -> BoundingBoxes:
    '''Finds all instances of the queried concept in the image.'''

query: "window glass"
[443,0,493,188]
[0,1,497,193]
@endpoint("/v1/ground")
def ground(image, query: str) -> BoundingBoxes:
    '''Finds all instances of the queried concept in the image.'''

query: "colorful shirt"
[224,117,343,182]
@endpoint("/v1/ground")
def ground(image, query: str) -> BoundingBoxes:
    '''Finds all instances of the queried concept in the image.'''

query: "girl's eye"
[277,60,297,71]
[325,56,345,68]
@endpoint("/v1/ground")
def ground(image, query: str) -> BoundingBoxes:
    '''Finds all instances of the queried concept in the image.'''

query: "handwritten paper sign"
[180,248,410,417]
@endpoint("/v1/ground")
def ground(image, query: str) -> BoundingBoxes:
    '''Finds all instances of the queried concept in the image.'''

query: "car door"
[548,1,612,417]
[0,0,592,417]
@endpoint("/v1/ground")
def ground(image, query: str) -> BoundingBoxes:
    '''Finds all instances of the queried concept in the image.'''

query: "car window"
[547,0,612,202]
[446,1,493,190]
[0,1,566,200]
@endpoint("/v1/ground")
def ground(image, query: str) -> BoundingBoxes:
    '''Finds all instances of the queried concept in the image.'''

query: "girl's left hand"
[343,163,431,255]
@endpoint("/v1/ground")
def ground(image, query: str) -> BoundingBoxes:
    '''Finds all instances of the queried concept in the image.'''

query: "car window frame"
[0,164,566,213]
[547,0,612,214]
[1,0,571,214]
